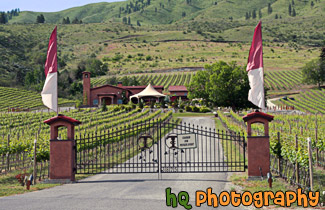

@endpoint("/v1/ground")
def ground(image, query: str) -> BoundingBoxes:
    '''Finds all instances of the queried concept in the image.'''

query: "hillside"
[0,0,324,102]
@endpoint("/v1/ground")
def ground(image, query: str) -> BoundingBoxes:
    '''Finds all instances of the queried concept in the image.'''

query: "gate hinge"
[244,165,248,169]
[244,143,247,147]
[73,167,76,172]
[73,145,77,150]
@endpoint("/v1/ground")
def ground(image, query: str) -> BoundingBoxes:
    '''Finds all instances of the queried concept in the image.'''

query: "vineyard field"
[0,106,172,171]
[275,89,325,114]
[90,69,304,92]
[0,87,75,112]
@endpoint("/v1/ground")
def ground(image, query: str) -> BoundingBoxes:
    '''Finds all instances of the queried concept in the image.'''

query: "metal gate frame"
[75,119,246,174]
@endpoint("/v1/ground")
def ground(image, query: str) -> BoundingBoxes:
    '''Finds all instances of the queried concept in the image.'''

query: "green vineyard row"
[0,86,75,112]
[91,70,303,92]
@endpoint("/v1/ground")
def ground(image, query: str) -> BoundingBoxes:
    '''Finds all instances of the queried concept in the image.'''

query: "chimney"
[117,81,123,88]
[82,72,91,106]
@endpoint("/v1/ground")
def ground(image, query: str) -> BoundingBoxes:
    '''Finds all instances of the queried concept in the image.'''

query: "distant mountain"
[8,0,325,26]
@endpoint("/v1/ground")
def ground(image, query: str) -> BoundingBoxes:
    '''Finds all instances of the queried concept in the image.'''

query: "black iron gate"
[75,119,246,174]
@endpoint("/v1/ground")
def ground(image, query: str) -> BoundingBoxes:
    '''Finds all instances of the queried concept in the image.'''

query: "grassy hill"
[0,0,324,104]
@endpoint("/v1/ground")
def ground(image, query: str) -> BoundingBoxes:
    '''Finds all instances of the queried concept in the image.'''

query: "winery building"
[82,72,164,106]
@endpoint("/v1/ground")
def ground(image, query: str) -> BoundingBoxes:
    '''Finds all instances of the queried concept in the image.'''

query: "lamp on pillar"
[44,114,81,182]
[243,111,274,178]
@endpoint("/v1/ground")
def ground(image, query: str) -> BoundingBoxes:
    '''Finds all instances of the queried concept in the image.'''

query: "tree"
[0,13,8,24]
[302,59,324,89]
[268,3,272,14]
[128,16,131,25]
[252,9,256,19]
[245,12,250,20]
[275,14,278,19]
[289,4,292,16]
[187,61,254,110]
[36,14,45,23]
[137,20,141,26]
[259,9,262,19]
[292,8,296,17]
[66,17,70,24]
[311,1,314,7]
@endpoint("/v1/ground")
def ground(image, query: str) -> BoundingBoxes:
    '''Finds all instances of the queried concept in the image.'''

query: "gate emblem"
[165,133,178,149]
[138,134,153,150]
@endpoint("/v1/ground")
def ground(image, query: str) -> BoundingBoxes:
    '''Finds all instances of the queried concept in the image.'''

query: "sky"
[0,0,125,13]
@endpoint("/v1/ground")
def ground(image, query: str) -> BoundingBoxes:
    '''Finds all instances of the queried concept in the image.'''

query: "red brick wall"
[170,91,188,96]
[82,72,91,106]
[90,86,126,106]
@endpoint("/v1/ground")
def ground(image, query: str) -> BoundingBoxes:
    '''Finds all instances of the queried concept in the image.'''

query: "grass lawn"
[0,169,93,197]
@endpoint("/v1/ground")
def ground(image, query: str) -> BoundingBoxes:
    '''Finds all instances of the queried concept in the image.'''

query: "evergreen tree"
[62,17,66,24]
[292,0,295,6]
[292,8,296,17]
[259,9,262,18]
[268,3,272,14]
[245,12,249,20]
[137,20,141,26]
[182,11,186,17]
[122,17,127,24]
[128,16,131,25]
[311,1,314,7]
[36,14,45,23]
[66,17,70,24]
[289,4,292,16]
[0,13,7,24]
[275,14,278,19]
[252,9,256,19]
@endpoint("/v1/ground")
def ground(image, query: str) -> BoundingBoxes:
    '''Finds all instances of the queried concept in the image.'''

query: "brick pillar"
[243,111,274,178]
[44,115,81,182]
[82,72,91,106]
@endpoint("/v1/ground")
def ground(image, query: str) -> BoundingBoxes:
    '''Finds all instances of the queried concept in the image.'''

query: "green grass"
[0,170,61,197]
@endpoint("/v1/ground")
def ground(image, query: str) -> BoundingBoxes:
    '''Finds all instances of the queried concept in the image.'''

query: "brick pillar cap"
[44,114,82,126]
[82,72,91,75]
[242,110,274,122]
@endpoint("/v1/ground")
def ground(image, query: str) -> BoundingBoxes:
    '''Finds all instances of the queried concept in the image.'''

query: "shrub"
[192,106,200,112]
[179,109,184,113]
[200,106,211,113]
[139,100,144,109]
[185,106,192,112]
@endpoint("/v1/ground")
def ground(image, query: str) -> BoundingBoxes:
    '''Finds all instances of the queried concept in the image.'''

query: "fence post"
[33,135,37,185]
[6,134,10,172]
[315,125,318,166]
[277,132,281,176]
[295,135,299,185]
[307,137,313,191]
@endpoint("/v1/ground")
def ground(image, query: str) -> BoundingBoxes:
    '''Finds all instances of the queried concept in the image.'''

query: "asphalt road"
[0,117,246,210]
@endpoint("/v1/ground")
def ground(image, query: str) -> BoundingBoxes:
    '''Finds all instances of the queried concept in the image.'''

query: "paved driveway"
[0,117,246,210]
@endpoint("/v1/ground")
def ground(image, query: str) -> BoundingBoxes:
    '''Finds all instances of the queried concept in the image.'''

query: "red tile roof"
[123,86,163,89]
[44,114,82,125]
[243,111,274,122]
[169,86,188,92]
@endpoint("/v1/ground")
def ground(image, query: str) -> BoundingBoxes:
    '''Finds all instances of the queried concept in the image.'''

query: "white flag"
[41,26,58,112]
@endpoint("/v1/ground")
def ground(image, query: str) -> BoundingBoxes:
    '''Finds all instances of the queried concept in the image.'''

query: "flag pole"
[56,26,59,116]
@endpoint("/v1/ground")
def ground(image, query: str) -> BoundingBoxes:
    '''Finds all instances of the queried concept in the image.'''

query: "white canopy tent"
[130,84,166,101]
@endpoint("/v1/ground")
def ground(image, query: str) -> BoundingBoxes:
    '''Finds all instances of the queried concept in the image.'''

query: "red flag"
[247,21,265,109]
[44,26,57,76]
[41,26,58,113]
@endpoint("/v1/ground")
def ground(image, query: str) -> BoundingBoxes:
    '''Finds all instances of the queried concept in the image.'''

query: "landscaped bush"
[185,106,192,112]
[200,106,211,113]
[192,106,200,112]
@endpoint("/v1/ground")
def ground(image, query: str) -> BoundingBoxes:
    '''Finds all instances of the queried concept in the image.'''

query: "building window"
[85,74,88,78]
[93,99,98,105]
